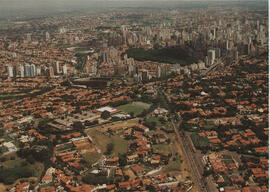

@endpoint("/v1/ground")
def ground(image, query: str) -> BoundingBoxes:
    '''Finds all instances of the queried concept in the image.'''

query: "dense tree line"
[125,46,197,66]
[0,166,33,185]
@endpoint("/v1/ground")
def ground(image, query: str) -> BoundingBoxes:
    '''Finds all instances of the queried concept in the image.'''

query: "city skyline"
[0,1,268,192]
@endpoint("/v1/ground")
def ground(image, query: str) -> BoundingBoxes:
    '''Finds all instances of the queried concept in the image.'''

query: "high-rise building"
[49,66,55,78]
[205,56,209,67]
[211,29,216,39]
[59,27,66,34]
[30,64,36,77]
[62,64,68,75]
[45,32,50,40]
[7,65,14,78]
[26,33,32,42]
[103,52,109,63]
[157,65,162,78]
[207,50,215,65]
[90,64,97,74]
[19,64,24,78]
[215,48,221,58]
[142,70,148,81]
[24,63,31,77]
[36,66,41,76]
[128,64,134,77]
[234,50,239,60]
[54,61,60,74]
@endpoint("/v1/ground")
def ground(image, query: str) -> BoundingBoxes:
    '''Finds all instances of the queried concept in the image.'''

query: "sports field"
[117,102,151,116]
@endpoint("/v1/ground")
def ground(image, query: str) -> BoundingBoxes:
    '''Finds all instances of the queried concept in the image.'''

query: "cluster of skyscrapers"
[6,62,68,78]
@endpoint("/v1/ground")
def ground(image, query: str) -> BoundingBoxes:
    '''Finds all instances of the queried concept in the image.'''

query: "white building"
[63,64,68,75]
[20,64,24,77]
[7,65,14,77]
[24,63,31,77]
[54,61,60,74]
[3,142,17,152]
[30,64,36,77]
[207,50,216,65]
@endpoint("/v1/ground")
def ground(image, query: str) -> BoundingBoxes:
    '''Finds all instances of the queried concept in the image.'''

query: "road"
[171,119,208,192]
[162,91,210,191]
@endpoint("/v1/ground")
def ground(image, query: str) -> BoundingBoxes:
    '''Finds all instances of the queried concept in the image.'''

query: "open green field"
[190,133,209,148]
[163,156,181,173]
[145,116,166,127]
[1,159,25,168]
[153,144,171,154]
[117,102,150,116]
[82,151,101,165]
[87,129,128,156]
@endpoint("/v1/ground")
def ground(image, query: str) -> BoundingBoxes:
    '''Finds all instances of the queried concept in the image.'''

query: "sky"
[0,0,267,20]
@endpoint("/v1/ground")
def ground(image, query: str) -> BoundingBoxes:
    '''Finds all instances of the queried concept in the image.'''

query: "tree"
[101,111,110,119]
[129,112,135,118]
[26,155,35,164]
[0,129,4,137]
[159,117,166,124]
[105,143,114,155]
[38,119,50,129]
[144,121,156,130]
[119,153,127,166]
[72,121,84,131]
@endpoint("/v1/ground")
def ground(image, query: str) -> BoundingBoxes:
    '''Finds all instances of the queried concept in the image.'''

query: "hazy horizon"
[0,0,267,20]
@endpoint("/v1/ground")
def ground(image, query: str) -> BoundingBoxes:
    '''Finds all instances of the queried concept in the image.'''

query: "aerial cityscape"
[0,0,268,192]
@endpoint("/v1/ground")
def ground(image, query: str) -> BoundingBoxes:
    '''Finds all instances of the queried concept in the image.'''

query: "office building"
[207,50,216,65]
[63,64,68,75]
[24,63,31,77]
[7,65,14,78]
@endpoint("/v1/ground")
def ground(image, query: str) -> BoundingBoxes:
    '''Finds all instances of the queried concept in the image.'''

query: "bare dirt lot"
[90,118,139,133]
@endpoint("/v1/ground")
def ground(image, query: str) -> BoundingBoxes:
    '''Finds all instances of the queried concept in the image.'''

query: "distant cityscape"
[0,1,268,192]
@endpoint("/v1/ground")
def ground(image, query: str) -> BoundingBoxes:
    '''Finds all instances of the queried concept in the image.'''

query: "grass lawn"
[29,162,43,177]
[1,158,42,177]
[117,102,150,116]
[163,156,181,173]
[82,151,101,165]
[190,133,209,148]
[88,129,128,156]
[112,135,128,155]
[1,159,25,168]
[117,104,145,116]
[140,163,155,172]
[145,116,165,127]
[153,144,171,154]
